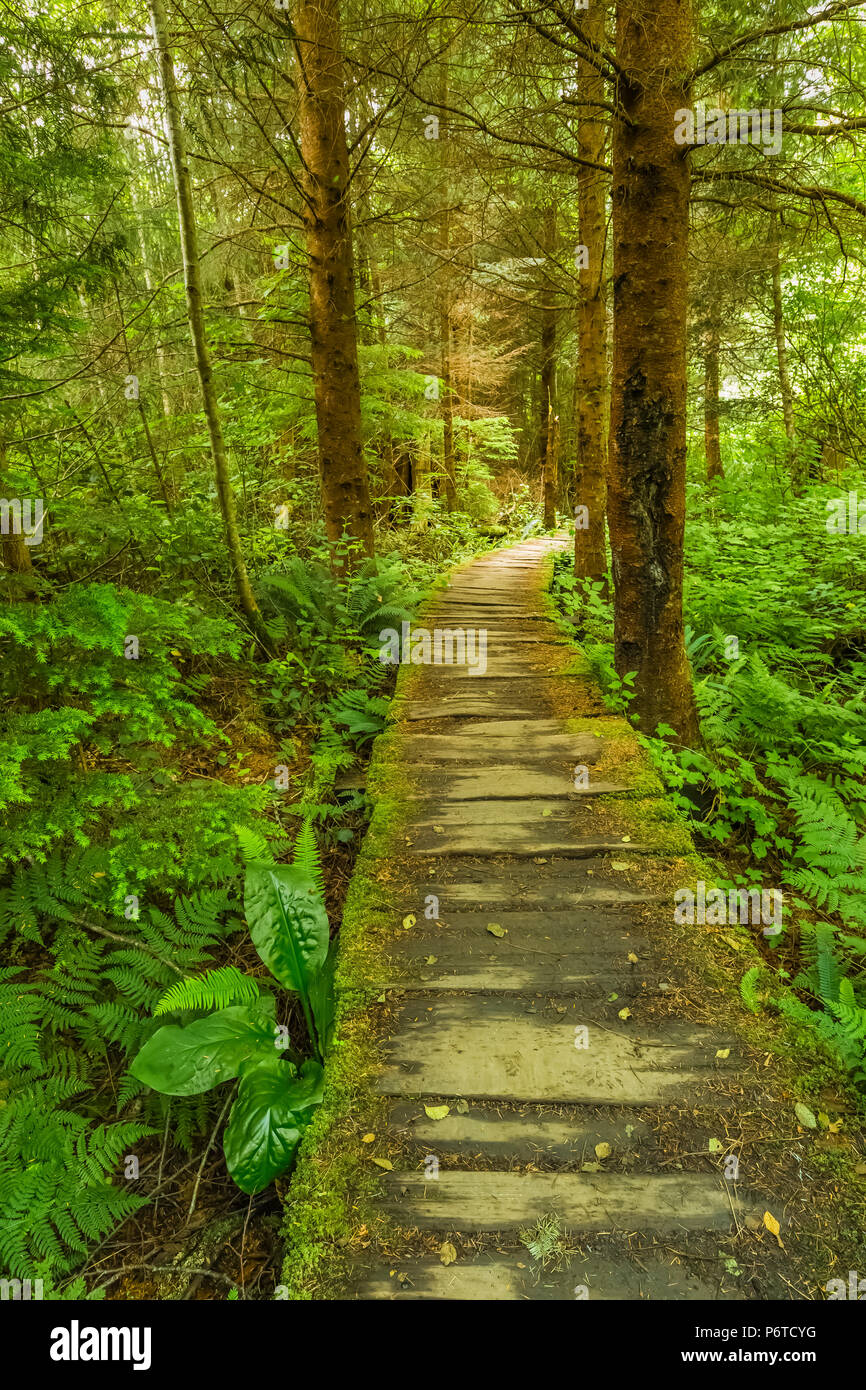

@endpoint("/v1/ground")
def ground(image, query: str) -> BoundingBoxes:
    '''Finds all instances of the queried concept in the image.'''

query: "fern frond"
[234,823,273,866]
[154,965,260,1016]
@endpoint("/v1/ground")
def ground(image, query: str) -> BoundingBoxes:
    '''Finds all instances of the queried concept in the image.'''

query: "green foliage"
[154,965,261,1016]
[130,826,334,1194]
[0,1074,152,1278]
[0,841,261,1277]
[739,965,765,1015]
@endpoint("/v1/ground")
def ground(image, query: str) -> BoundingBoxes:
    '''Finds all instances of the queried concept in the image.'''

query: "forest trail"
[349,539,767,1300]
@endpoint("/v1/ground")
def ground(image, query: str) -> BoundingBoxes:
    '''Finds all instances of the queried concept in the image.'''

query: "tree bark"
[539,316,557,528]
[770,217,798,484]
[574,0,609,585]
[437,49,457,512]
[703,320,724,481]
[149,0,270,650]
[294,0,374,562]
[538,205,558,530]
[608,0,700,743]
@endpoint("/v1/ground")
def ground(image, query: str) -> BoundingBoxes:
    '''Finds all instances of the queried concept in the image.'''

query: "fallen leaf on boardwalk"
[762,1211,784,1247]
[607,992,619,1002]
[708,1138,723,1153]
[371,1157,393,1170]
[424,1104,450,1121]
[595,1142,611,1160]
[487,922,507,938]
[715,1048,730,1059]
[439,1242,457,1267]
[618,1007,632,1020]
[402,914,417,930]
[425,955,437,964]
[610,861,629,871]
[795,1103,817,1130]
[627,952,639,964]
[433,825,444,833]
[533,857,548,864]
[541,809,552,817]
[621,836,631,843]
[361,1133,375,1144]
[581,1162,601,1173]
[456,1099,469,1114]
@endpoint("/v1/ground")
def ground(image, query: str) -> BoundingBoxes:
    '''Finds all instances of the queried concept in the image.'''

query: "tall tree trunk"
[538,205,557,530]
[574,0,609,585]
[437,47,457,512]
[608,0,699,743]
[770,218,798,484]
[294,0,374,562]
[703,320,724,481]
[539,317,556,528]
[0,444,35,582]
[149,0,270,650]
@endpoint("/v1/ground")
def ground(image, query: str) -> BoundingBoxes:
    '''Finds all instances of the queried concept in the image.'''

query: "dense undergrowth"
[0,480,530,1290]
[552,461,866,1094]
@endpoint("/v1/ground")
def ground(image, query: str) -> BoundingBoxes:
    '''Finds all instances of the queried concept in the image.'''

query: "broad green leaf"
[308,938,338,1056]
[130,1006,276,1096]
[223,1056,325,1195]
[245,864,329,997]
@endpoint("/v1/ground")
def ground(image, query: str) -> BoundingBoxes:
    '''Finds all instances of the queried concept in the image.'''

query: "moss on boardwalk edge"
[278,554,480,1299]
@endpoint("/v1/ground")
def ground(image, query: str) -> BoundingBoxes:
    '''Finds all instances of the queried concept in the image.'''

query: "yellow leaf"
[618,1007,632,1021]
[487,923,507,938]
[361,1133,375,1144]
[371,1157,393,1170]
[594,1142,611,1160]
[715,1048,730,1059]
[402,914,416,930]
[627,953,639,964]
[439,1241,457,1266]
[762,1210,784,1248]
[424,1104,450,1121]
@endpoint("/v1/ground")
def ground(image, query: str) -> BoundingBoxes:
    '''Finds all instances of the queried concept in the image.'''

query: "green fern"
[234,823,273,866]
[292,821,325,898]
[154,965,261,1016]
[739,965,764,1014]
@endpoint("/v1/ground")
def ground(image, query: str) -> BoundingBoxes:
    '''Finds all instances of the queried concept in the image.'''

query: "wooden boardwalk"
[346,539,759,1299]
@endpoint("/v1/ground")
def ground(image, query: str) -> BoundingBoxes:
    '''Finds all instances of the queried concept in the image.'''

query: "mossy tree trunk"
[149,0,271,651]
[538,205,558,531]
[294,0,374,564]
[608,0,700,743]
[574,0,609,586]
